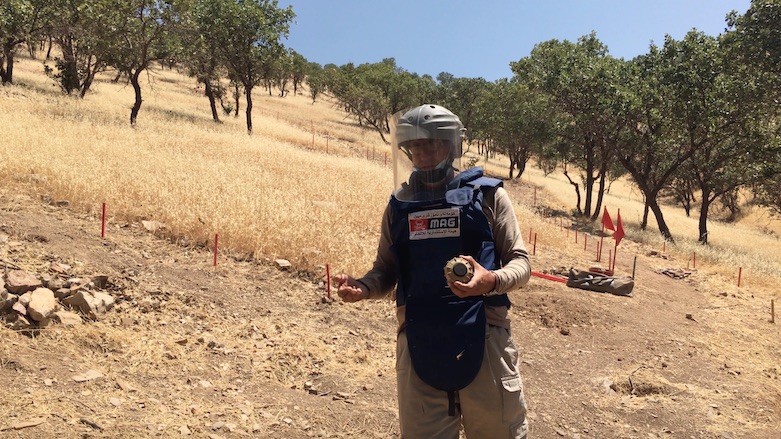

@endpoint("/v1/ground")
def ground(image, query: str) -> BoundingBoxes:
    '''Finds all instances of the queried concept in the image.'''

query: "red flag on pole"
[601,207,615,231]
[614,210,625,246]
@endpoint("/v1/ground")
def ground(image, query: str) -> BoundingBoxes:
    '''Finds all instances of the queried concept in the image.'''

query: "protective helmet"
[390,104,465,201]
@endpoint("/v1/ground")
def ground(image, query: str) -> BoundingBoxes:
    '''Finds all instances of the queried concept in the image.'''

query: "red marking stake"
[213,234,219,266]
[101,202,106,238]
[327,264,332,299]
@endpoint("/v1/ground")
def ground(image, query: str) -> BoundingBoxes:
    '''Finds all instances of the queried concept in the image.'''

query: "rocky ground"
[1,183,780,439]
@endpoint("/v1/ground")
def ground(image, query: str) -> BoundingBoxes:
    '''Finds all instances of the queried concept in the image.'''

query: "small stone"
[275,259,292,270]
[72,369,104,382]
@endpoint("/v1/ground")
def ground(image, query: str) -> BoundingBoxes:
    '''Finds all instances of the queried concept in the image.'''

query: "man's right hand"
[333,274,369,302]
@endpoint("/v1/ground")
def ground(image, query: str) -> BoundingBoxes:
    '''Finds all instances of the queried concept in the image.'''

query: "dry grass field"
[1,54,781,438]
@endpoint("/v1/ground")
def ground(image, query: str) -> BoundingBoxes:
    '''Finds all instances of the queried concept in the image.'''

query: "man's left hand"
[447,255,497,298]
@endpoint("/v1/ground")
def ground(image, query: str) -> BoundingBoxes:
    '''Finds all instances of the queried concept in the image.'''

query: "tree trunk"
[245,84,253,134]
[45,36,53,59]
[233,83,240,117]
[642,198,649,231]
[508,150,517,179]
[563,167,583,216]
[516,159,526,179]
[80,73,95,99]
[697,188,714,244]
[204,80,220,122]
[647,196,674,243]
[129,70,143,126]
[2,42,16,84]
[59,36,79,94]
[583,144,595,217]
[79,56,99,98]
[591,164,608,221]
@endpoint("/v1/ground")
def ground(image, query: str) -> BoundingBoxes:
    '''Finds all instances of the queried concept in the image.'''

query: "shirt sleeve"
[357,204,398,299]
[484,186,531,293]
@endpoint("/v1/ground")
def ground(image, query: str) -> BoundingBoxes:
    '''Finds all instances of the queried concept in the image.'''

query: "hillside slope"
[2,54,780,438]
[2,182,780,439]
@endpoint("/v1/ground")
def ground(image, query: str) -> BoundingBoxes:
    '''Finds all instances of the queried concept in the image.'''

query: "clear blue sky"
[277,0,752,82]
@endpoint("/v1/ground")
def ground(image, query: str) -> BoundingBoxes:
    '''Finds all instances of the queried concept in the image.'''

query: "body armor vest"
[389,168,511,404]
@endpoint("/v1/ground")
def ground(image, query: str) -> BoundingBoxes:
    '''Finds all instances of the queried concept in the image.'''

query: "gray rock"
[92,291,115,312]
[28,288,58,322]
[54,288,72,300]
[0,288,17,313]
[5,270,42,294]
[45,277,65,291]
[91,275,109,289]
[18,291,32,307]
[12,301,27,316]
[62,291,98,319]
[142,220,167,233]
[71,369,104,382]
[52,310,83,326]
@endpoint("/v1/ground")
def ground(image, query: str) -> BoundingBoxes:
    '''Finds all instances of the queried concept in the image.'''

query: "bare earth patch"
[1,184,780,439]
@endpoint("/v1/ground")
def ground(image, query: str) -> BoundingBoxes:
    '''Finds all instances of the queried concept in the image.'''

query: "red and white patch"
[408,208,460,241]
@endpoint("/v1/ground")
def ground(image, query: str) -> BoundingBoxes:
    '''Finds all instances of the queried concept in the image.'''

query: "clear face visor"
[390,110,463,201]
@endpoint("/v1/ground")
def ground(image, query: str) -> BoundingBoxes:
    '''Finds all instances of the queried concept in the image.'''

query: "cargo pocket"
[501,375,527,425]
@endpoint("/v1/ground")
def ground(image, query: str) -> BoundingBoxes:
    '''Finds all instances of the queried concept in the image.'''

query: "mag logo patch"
[408,208,460,240]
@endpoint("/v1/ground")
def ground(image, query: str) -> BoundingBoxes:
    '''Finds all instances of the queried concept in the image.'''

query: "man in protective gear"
[335,104,531,439]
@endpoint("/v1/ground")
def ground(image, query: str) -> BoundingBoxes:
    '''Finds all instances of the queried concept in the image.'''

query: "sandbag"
[566,268,634,297]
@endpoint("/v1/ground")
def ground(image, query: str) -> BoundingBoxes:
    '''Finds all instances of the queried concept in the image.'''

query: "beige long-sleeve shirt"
[357,185,531,329]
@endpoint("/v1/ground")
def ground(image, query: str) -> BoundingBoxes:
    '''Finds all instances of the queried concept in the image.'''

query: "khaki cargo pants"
[397,325,529,439]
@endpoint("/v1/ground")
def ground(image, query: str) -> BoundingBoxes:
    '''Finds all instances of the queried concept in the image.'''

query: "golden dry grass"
[2,55,395,280]
[3,53,780,297]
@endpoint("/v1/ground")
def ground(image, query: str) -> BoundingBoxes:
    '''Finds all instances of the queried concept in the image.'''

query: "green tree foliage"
[179,0,230,122]
[474,79,552,179]
[306,61,324,103]
[288,48,308,96]
[613,35,712,241]
[84,0,186,125]
[724,0,781,217]
[0,0,53,84]
[44,0,115,97]
[204,0,294,134]
[725,0,781,101]
[325,59,432,143]
[656,31,776,243]
[512,33,624,219]
[753,171,781,217]
[435,73,490,137]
